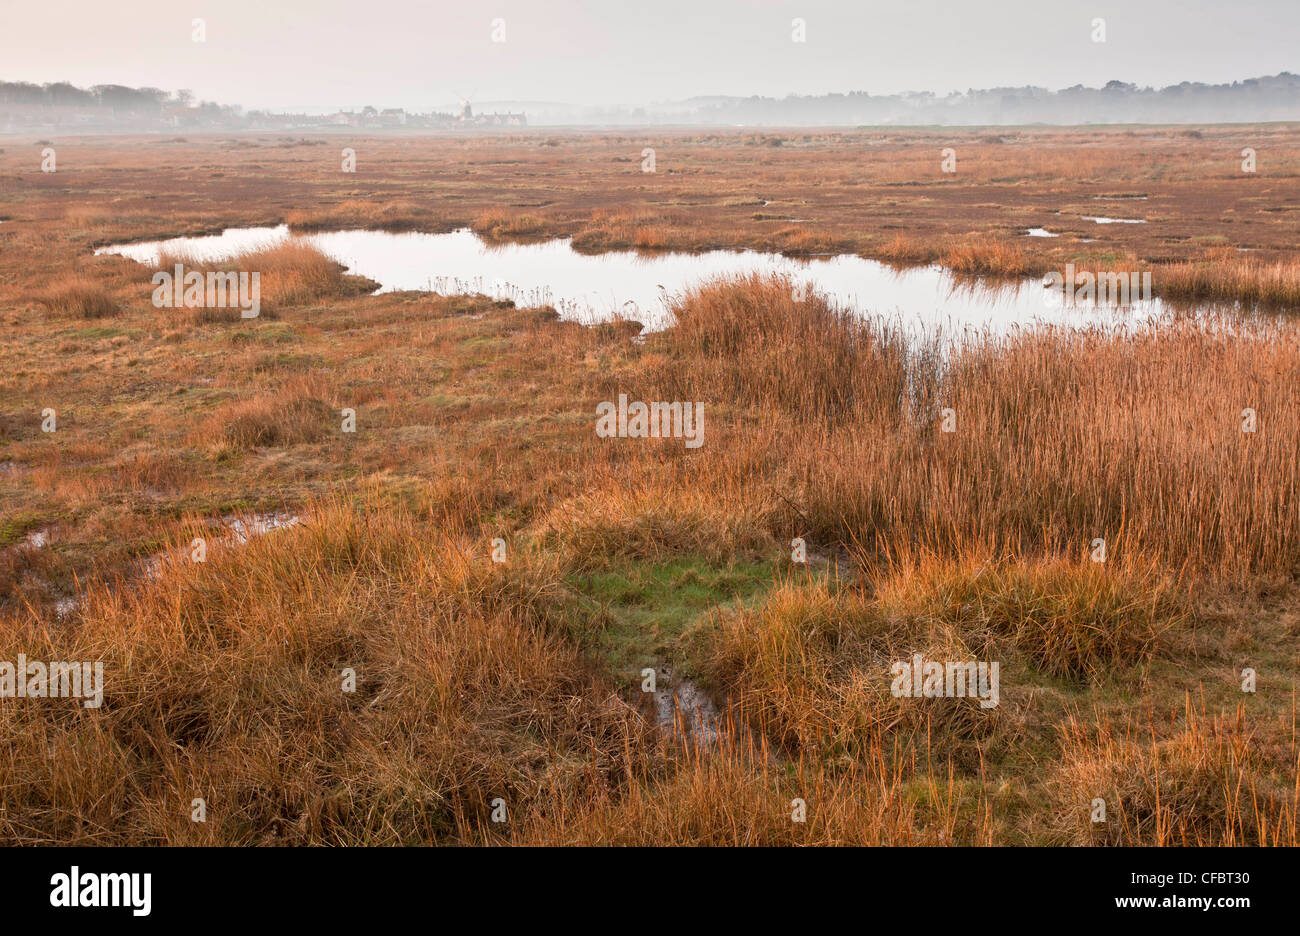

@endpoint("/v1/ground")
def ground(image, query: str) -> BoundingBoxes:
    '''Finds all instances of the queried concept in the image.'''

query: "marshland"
[1,127,1298,846]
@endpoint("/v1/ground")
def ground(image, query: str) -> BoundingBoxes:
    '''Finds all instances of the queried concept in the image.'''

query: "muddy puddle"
[140,511,305,581]
[38,511,307,619]
[651,663,723,745]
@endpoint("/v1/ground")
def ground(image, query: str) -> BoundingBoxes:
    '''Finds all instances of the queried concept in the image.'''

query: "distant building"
[455,104,527,127]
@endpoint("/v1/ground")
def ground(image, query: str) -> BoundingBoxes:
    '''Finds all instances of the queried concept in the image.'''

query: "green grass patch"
[229,323,297,344]
[0,510,51,548]
[63,326,132,340]
[563,555,781,680]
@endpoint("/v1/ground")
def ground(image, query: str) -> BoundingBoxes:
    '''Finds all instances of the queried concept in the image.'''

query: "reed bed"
[34,275,118,318]
[471,209,549,240]
[1052,701,1298,846]
[152,239,365,320]
[656,276,1300,580]
[1159,249,1300,307]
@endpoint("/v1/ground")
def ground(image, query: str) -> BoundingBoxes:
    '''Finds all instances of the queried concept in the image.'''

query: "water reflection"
[99,225,1206,335]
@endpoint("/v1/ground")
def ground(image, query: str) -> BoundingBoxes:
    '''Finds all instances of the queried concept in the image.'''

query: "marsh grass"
[0,497,657,845]
[940,237,1038,277]
[533,480,777,571]
[471,209,549,240]
[658,277,1300,579]
[35,275,118,318]
[1053,701,1298,846]
[286,200,452,234]
[6,156,1300,845]
[866,549,1185,680]
[1160,249,1300,307]
[212,384,337,449]
[152,240,370,321]
[657,274,912,422]
[507,726,996,845]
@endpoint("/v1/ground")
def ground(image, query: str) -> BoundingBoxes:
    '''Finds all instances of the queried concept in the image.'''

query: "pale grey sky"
[2,0,1295,110]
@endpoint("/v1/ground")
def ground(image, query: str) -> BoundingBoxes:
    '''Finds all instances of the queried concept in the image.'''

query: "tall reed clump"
[688,576,998,757]
[471,209,549,240]
[1159,249,1300,307]
[873,233,940,266]
[657,274,914,423]
[209,375,338,449]
[940,237,1038,277]
[866,550,1185,680]
[687,551,1180,762]
[652,275,1300,578]
[1052,702,1298,846]
[34,275,118,318]
[153,240,361,321]
[571,210,710,253]
[854,318,1300,578]
[0,496,654,845]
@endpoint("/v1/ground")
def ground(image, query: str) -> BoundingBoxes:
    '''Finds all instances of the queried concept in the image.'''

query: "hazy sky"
[2,0,1296,110]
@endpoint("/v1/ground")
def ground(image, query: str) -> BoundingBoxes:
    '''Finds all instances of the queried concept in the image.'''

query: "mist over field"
[5,72,1300,130]
[3,0,1299,127]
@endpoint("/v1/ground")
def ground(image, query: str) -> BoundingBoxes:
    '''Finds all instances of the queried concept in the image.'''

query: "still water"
[98,225,1183,334]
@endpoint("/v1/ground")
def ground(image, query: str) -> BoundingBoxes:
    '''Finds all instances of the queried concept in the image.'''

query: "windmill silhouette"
[451,89,478,121]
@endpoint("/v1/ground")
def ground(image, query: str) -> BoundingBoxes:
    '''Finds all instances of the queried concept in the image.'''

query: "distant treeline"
[0,80,506,131]
[3,82,174,109]
[0,81,240,130]
[4,74,1300,130]
[678,74,1300,126]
